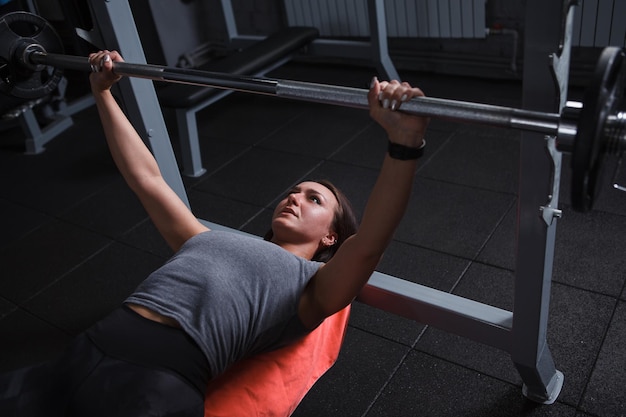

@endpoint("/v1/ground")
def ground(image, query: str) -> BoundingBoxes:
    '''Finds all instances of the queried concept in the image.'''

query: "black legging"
[0,306,209,417]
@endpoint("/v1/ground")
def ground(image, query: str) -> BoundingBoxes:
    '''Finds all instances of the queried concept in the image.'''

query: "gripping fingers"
[89,54,110,72]
[376,81,412,111]
[88,50,119,73]
[89,52,105,72]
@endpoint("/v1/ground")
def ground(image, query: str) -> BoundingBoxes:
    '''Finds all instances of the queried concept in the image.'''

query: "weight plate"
[0,11,64,99]
[571,47,625,212]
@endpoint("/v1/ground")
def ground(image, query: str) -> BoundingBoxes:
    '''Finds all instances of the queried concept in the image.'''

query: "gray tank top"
[125,230,323,377]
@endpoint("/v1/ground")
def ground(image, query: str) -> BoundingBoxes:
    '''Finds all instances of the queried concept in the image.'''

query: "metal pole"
[511,0,571,404]
[81,0,190,207]
[27,51,565,138]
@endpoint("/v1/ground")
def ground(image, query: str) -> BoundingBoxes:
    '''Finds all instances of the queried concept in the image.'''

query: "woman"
[0,51,428,417]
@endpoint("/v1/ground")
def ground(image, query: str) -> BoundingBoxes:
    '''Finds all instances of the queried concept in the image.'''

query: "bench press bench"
[157,26,319,177]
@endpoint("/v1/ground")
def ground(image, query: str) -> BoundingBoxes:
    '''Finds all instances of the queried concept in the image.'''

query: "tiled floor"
[1,60,625,416]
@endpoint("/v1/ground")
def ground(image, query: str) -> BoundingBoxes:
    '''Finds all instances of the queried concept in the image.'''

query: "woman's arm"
[299,78,429,328]
[89,51,208,252]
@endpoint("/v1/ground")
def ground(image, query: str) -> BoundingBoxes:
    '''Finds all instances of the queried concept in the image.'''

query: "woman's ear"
[322,232,338,247]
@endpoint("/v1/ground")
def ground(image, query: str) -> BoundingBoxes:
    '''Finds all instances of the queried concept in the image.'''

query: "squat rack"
[77,0,571,404]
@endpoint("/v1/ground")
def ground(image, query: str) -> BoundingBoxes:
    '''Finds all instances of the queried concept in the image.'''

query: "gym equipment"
[0,11,64,99]
[0,11,94,154]
[0,10,624,212]
[571,47,625,211]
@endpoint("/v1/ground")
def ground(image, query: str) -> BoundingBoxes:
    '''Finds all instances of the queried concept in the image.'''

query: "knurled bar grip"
[276,80,562,135]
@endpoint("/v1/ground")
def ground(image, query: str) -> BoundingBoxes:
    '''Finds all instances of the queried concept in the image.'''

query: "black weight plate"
[571,47,625,212]
[0,11,64,99]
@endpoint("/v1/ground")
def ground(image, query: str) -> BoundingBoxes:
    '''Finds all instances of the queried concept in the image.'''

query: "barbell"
[1,11,624,212]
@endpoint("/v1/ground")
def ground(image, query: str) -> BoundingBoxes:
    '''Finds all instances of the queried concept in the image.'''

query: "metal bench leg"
[176,108,207,177]
[20,106,73,155]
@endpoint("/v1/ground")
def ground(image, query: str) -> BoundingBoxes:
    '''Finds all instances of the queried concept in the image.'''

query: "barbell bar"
[1,11,624,212]
[32,51,569,134]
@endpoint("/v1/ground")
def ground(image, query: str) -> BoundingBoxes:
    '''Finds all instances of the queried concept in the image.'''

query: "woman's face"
[271,181,339,247]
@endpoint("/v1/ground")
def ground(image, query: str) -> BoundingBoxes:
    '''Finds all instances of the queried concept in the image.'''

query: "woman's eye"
[310,196,321,204]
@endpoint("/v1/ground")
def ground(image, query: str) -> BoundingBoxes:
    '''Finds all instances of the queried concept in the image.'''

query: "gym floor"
[1,60,625,416]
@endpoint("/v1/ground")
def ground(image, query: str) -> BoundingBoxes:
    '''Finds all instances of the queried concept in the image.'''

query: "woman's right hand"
[88,50,123,93]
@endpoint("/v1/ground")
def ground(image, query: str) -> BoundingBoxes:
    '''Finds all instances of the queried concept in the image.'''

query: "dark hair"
[264,179,359,262]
